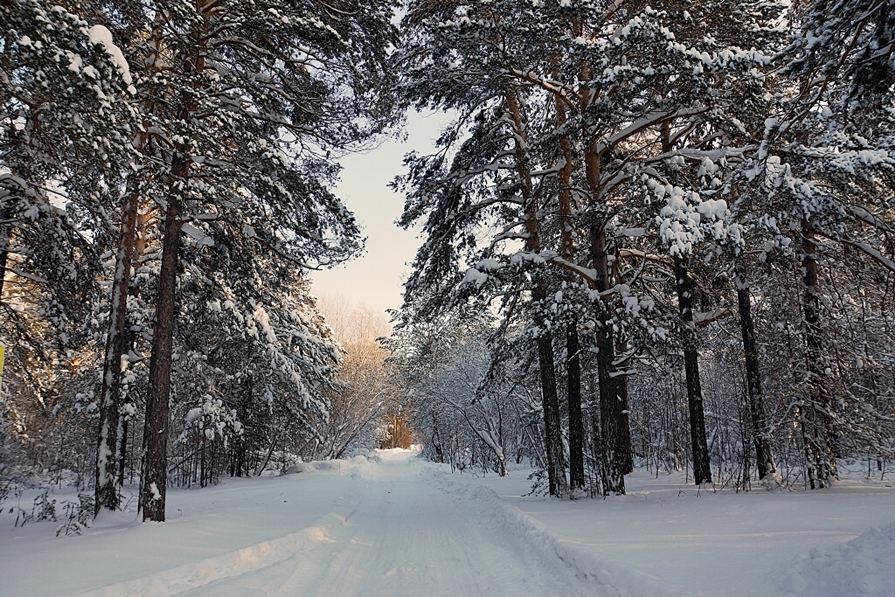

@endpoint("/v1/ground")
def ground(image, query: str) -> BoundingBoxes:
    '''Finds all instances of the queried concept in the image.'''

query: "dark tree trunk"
[96,190,139,514]
[555,91,584,494]
[505,87,566,496]
[566,322,585,492]
[590,221,626,495]
[614,341,634,475]
[580,77,630,491]
[118,416,129,486]
[140,158,185,522]
[800,218,837,488]
[673,257,712,485]
[0,201,10,302]
[254,433,279,477]
[536,329,568,497]
[233,376,251,477]
[735,263,776,481]
[595,326,625,494]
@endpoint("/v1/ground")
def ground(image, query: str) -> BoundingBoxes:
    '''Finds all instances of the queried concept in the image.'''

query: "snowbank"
[777,522,895,597]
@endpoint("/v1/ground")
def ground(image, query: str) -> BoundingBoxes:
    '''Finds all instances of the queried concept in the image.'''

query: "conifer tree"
[752,0,895,488]
[1,0,140,511]
[85,0,398,520]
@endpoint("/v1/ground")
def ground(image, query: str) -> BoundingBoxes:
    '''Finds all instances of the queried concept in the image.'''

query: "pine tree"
[396,0,784,492]
[751,0,895,488]
[93,0,399,521]
[1,0,141,510]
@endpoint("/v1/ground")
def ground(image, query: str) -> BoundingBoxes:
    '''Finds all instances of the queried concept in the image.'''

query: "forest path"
[171,450,582,597]
[59,450,618,597]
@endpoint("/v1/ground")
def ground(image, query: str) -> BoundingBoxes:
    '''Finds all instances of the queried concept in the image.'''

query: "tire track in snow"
[65,497,367,597]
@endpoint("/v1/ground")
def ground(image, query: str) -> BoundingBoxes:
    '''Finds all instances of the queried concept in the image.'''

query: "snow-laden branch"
[593,106,709,156]
[842,239,895,275]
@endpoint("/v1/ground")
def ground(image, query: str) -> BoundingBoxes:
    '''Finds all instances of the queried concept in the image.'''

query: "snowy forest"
[1,0,894,528]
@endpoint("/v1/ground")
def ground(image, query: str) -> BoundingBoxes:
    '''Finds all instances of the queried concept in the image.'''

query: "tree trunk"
[254,433,279,477]
[590,220,626,495]
[614,341,634,475]
[578,50,630,490]
[0,199,11,302]
[555,91,584,493]
[505,86,567,496]
[800,218,837,488]
[673,257,712,485]
[234,376,251,477]
[140,158,185,522]
[536,328,568,497]
[566,322,585,492]
[595,325,625,494]
[610,252,634,476]
[118,416,129,487]
[734,262,776,481]
[96,189,140,514]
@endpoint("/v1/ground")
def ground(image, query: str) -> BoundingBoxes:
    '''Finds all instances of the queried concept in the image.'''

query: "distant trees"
[387,308,525,474]
[315,296,398,459]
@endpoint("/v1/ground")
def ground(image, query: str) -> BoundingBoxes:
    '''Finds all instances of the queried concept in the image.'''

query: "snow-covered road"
[6,450,646,597]
[173,453,586,597]
[2,450,893,597]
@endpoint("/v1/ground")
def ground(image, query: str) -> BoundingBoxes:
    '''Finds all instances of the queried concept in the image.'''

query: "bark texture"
[555,91,584,493]
[536,329,568,497]
[613,341,634,476]
[0,202,9,302]
[95,190,139,514]
[734,263,776,481]
[673,257,712,485]
[590,221,625,494]
[566,322,585,491]
[800,218,837,489]
[140,157,186,522]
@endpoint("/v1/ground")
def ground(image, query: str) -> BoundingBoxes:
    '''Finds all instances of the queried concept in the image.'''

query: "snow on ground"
[464,464,895,597]
[776,522,895,597]
[1,451,893,597]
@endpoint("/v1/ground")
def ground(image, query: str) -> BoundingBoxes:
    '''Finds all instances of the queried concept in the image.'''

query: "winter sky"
[309,111,449,318]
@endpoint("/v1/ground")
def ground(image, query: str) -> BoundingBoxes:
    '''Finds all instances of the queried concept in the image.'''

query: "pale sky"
[309,111,449,319]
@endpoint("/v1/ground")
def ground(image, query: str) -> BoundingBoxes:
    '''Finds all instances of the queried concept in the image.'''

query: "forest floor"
[1,449,893,597]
